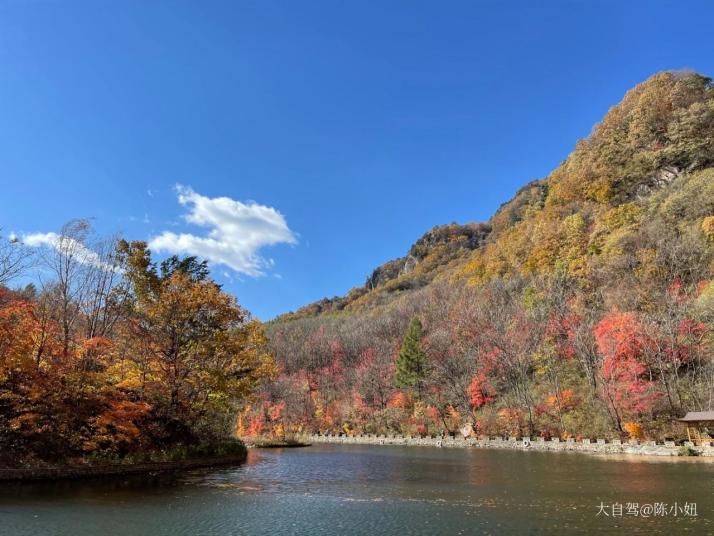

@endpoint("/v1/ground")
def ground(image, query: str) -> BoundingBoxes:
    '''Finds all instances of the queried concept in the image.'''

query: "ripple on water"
[1,444,713,535]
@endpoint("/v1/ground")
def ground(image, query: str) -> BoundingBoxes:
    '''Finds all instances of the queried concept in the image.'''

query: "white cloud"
[148,185,297,277]
[23,232,121,272]
[127,213,151,224]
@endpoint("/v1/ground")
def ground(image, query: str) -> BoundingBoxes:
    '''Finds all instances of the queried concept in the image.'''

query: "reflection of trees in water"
[0,471,189,502]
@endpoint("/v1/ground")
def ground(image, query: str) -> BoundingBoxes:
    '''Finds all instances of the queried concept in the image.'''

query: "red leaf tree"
[594,312,661,433]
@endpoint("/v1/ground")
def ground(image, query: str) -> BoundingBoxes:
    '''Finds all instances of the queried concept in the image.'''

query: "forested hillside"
[253,71,714,441]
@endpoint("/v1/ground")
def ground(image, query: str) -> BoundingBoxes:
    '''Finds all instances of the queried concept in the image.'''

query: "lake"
[1,444,712,535]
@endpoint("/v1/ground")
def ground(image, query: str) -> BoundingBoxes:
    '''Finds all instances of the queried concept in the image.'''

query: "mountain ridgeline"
[252,72,714,441]
[278,222,491,319]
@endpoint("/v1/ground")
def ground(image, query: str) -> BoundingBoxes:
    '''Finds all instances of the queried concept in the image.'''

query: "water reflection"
[0,472,182,503]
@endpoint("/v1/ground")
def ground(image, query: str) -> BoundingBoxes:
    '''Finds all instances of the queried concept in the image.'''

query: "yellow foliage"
[273,423,284,438]
[313,398,324,418]
[702,216,714,241]
[235,404,252,436]
[600,203,643,231]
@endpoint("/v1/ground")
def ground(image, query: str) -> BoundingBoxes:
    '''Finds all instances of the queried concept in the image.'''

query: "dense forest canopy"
[0,223,275,466]
[257,71,714,440]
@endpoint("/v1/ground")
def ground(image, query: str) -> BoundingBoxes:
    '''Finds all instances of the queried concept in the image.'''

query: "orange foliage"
[546,389,576,411]
[89,400,151,453]
[0,300,39,375]
[623,421,644,440]
[387,391,410,409]
[247,414,265,437]
[467,372,496,409]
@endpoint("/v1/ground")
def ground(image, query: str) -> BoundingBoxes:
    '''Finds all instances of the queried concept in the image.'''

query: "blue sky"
[1,1,713,319]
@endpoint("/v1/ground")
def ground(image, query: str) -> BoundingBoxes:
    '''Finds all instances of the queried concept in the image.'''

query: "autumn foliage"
[2,72,714,451]
[256,72,714,441]
[594,313,661,430]
[0,229,274,466]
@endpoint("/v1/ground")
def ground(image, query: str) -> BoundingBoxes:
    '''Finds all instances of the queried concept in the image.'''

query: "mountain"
[279,71,714,320]
[252,72,714,441]
[277,222,491,320]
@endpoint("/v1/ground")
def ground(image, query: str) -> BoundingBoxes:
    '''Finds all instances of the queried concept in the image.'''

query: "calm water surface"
[1,444,713,535]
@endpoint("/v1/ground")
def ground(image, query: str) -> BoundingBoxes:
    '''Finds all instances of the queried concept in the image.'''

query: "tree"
[118,240,277,440]
[594,312,662,432]
[395,317,428,398]
[160,255,210,282]
[0,231,33,286]
[35,220,94,357]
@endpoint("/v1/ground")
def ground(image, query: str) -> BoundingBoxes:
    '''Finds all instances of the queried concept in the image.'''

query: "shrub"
[678,445,700,457]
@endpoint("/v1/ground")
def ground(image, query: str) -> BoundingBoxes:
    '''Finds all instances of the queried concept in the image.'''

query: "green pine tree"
[394,317,428,398]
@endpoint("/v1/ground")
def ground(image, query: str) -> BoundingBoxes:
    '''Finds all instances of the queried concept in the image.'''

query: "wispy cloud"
[148,185,297,277]
[127,213,151,224]
[22,232,120,272]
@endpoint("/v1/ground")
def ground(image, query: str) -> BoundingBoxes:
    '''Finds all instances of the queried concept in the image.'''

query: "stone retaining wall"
[303,433,714,457]
[0,454,247,481]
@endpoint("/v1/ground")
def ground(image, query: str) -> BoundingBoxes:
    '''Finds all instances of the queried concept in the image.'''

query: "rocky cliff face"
[365,223,491,290]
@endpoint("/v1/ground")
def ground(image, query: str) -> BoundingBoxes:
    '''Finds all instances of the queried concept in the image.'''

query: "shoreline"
[244,438,312,449]
[0,453,248,482]
[303,433,714,458]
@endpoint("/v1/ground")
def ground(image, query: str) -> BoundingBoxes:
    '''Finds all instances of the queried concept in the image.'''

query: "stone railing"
[302,433,714,457]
